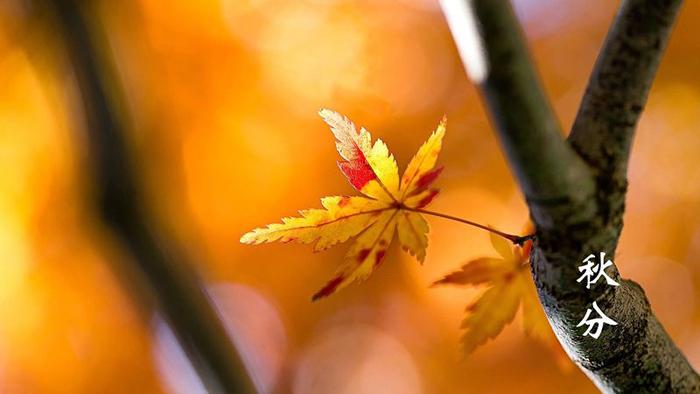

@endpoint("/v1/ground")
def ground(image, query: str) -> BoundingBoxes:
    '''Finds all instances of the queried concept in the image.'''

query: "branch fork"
[441,0,697,391]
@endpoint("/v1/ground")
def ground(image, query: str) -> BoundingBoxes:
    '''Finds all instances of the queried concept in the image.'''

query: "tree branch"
[42,1,257,392]
[441,0,699,391]
[565,0,685,261]
[440,0,597,229]
[569,0,684,183]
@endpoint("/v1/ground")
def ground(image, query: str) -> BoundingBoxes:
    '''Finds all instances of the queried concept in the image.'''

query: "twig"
[404,207,531,244]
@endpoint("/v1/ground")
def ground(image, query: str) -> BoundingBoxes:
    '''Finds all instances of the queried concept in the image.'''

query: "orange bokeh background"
[1,0,700,392]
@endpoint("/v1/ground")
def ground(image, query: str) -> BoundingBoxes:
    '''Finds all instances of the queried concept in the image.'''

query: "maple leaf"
[433,228,559,355]
[241,109,445,300]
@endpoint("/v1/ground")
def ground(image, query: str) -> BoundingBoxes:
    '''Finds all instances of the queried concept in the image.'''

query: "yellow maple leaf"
[433,228,562,355]
[241,109,446,300]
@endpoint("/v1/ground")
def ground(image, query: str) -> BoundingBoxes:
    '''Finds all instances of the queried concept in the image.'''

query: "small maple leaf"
[433,227,557,354]
[241,109,446,300]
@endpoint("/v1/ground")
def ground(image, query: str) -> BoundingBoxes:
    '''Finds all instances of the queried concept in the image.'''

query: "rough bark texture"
[467,0,700,392]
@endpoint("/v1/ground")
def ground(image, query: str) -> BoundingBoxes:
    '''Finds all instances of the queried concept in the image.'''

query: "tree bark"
[441,0,700,391]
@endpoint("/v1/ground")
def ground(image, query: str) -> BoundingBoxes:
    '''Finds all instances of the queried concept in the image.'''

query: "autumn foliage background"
[1,0,700,392]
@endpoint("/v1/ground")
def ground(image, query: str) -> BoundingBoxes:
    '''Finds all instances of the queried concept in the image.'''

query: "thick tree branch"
[568,0,684,254]
[569,0,683,184]
[441,0,596,229]
[41,1,257,392]
[441,0,699,391]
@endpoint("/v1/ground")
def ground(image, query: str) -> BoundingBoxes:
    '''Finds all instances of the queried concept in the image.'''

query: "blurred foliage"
[1,0,700,392]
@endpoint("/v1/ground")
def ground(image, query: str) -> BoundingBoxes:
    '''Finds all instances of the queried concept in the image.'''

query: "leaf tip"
[429,280,444,288]
[239,231,255,244]
[311,274,346,302]
[430,275,452,288]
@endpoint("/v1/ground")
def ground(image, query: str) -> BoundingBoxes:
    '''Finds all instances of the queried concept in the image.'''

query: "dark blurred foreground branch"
[442,0,699,391]
[41,1,256,392]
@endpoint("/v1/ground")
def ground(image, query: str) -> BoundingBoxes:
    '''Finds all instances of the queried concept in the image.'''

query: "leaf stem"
[403,207,534,245]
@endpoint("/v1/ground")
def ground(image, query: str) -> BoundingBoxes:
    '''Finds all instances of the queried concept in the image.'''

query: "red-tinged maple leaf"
[241,109,446,300]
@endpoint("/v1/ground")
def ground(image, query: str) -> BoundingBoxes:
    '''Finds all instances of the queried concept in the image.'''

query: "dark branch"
[443,0,699,391]
[42,1,257,392]
[568,0,685,248]
[457,0,597,228]
[569,0,684,180]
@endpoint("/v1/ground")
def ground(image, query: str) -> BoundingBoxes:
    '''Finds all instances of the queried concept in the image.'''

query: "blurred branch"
[42,1,257,392]
[441,0,699,391]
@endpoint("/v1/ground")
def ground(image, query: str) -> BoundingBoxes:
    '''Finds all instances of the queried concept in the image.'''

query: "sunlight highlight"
[439,0,488,83]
